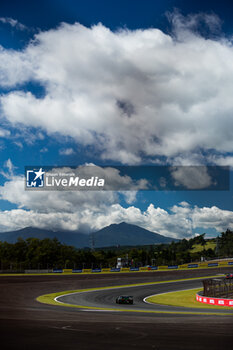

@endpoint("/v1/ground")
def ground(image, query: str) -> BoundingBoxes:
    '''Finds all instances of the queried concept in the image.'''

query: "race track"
[1,268,233,349]
[57,278,233,315]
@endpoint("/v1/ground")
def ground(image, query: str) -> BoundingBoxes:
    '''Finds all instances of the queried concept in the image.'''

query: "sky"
[1,0,233,238]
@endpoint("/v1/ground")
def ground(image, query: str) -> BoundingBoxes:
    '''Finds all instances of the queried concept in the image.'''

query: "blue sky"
[0,0,233,238]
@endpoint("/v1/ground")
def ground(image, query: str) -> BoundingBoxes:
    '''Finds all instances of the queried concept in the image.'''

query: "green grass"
[37,290,79,306]
[191,241,216,253]
[146,288,232,310]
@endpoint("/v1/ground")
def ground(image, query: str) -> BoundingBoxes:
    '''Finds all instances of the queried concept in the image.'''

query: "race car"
[225,273,233,279]
[116,295,133,304]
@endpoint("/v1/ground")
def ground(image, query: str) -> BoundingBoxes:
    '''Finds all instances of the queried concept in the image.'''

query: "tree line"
[0,229,233,271]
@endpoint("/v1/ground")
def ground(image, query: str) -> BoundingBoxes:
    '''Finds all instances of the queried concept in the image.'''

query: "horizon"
[0,221,222,241]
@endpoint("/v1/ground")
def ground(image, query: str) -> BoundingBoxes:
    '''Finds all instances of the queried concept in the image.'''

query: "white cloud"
[0,164,148,210]
[192,205,233,232]
[0,175,118,214]
[59,148,74,155]
[0,174,232,237]
[0,14,233,163]
[0,158,16,179]
[179,201,190,207]
[167,11,222,37]
[14,141,23,149]
[119,191,138,204]
[40,147,48,153]
[207,154,233,167]
[170,166,214,189]
[45,165,149,191]
[0,128,10,137]
[0,200,232,238]
[0,17,27,31]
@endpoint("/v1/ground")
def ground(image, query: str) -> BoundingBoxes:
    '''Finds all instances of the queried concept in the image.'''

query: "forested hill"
[0,222,177,248]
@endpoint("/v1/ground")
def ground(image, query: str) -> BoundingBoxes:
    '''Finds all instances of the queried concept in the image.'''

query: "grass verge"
[146,288,232,310]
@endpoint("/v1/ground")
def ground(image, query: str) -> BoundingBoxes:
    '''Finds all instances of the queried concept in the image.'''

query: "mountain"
[0,222,177,248]
[0,227,89,248]
[93,222,177,247]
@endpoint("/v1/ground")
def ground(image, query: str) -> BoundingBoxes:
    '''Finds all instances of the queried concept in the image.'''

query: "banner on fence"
[208,263,218,267]
[168,265,178,269]
[188,264,199,268]
[72,269,83,273]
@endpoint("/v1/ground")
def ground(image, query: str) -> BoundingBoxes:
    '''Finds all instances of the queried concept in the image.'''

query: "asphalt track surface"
[57,278,233,315]
[1,268,233,350]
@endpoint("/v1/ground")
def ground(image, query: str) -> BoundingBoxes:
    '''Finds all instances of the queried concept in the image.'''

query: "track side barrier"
[25,269,53,273]
[121,267,130,272]
[20,259,233,275]
[72,269,83,273]
[139,267,148,271]
[101,268,111,273]
[158,266,168,270]
[196,292,233,307]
